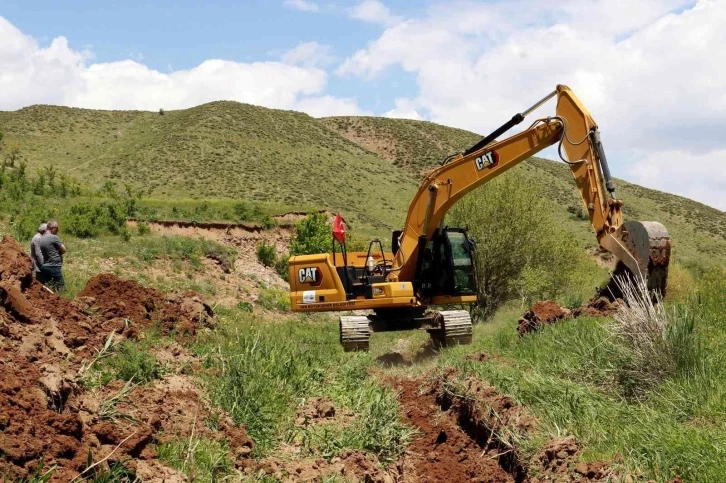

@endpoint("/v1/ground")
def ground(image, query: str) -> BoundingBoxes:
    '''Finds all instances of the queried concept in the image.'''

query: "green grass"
[422,270,726,482]
[193,311,413,461]
[157,438,232,482]
[83,338,162,388]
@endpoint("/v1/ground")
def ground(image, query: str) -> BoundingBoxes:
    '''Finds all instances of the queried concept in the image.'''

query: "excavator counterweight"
[288,85,671,351]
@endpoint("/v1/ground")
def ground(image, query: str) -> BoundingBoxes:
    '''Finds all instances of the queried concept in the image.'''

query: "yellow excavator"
[288,85,671,351]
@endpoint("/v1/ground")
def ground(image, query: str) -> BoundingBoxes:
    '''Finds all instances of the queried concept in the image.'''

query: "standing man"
[39,220,67,292]
[31,223,48,282]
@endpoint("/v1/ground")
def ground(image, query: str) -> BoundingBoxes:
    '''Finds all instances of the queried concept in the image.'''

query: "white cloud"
[280,41,335,68]
[283,0,320,12]
[384,98,422,120]
[338,0,726,210]
[349,0,401,26]
[628,149,726,211]
[295,95,372,117]
[0,16,365,117]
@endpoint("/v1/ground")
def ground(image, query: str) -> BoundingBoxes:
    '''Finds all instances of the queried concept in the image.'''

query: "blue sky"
[0,0,724,209]
[1,0,422,114]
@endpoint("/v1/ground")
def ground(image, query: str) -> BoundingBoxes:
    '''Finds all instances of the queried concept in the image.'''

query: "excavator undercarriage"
[288,85,671,352]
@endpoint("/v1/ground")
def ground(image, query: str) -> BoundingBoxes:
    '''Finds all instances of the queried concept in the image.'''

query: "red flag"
[333,212,346,244]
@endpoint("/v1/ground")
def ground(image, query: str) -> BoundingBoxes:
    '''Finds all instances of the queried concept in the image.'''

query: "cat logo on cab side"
[298,267,323,287]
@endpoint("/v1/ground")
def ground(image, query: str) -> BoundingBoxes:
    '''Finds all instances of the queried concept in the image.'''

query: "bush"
[448,172,586,318]
[256,240,277,267]
[274,255,290,281]
[136,220,151,236]
[290,212,331,256]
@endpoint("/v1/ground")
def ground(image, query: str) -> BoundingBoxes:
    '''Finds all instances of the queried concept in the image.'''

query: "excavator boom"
[390,85,670,294]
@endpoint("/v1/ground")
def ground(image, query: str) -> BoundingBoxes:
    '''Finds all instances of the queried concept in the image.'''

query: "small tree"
[448,171,583,319]
[289,212,331,256]
[4,142,21,167]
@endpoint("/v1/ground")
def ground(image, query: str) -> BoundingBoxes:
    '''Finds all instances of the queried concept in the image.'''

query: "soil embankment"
[0,236,251,481]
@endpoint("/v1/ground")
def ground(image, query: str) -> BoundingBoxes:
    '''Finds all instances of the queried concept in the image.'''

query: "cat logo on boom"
[298,267,323,287]
[474,150,499,171]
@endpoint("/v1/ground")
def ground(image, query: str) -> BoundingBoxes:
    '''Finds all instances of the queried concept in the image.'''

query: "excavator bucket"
[600,221,671,296]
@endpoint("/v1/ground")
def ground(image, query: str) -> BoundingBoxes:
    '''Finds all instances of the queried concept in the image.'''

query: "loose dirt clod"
[518,301,571,336]
[0,236,250,481]
[518,297,621,336]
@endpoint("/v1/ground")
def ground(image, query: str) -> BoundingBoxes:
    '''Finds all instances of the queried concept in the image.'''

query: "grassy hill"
[0,103,417,230]
[2,103,725,266]
[323,116,726,267]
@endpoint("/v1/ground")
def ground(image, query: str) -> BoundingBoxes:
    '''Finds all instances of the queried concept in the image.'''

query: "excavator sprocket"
[340,316,371,352]
[429,310,473,348]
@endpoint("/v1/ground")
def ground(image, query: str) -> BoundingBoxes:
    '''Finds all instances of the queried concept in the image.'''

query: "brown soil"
[387,372,614,483]
[0,236,251,481]
[389,375,523,483]
[518,297,621,336]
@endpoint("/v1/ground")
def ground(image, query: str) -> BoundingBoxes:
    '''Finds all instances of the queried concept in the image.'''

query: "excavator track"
[429,310,473,348]
[339,316,371,352]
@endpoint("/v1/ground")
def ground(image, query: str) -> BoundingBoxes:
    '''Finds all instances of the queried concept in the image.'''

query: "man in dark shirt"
[39,220,67,292]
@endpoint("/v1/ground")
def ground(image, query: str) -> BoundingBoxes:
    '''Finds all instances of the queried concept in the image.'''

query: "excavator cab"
[416,228,477,300]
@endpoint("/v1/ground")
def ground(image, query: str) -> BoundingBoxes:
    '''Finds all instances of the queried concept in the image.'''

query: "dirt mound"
[518,301,571,336]
[0,237,249,480]
[388,372,615,482]
[77,273,215,338]
[518,297,622,336]
[530,436,613,482]
[389,375,521,482]
[256,449,394,483]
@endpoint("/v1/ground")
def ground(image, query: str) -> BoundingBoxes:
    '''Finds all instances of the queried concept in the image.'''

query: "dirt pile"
[77,273,215,338]
[388,372,614,482]
[518,297,621,336]
[0,236,249,481]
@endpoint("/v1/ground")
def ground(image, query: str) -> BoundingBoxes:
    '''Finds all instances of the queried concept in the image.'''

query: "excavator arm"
[390,85,670,294]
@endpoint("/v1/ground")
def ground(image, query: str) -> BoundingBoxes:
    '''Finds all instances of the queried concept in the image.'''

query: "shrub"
[274,255,290,281]
[448,172,586,319]
[290,212,331,256]
[256,240,277,267]
[136,220,151,236]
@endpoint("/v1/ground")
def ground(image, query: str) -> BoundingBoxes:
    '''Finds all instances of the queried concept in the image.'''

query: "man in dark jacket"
[39,220,67,292]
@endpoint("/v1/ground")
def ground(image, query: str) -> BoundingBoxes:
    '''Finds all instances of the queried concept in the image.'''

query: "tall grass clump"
[609,276,704,397]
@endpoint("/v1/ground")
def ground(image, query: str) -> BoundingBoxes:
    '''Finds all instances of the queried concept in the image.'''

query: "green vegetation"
[449,172,605,318]
[157,438,231,481]
[0,103,417,231]
[289,211,332,256]
[256,240,277,267]
[429,268,726,482]
[83,338,161,388]
[195,312,413,460]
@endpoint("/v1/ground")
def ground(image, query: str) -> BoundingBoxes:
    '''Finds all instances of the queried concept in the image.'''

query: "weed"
[98,379,138,422]
[85,340,160,387]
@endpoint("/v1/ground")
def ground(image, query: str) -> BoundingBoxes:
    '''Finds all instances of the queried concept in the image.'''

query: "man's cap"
[38,223,48,233]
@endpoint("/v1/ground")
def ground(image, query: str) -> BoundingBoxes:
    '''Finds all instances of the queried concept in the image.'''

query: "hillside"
[323,116,726,267]
[0,103,417,230]
[2,103,725,266]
